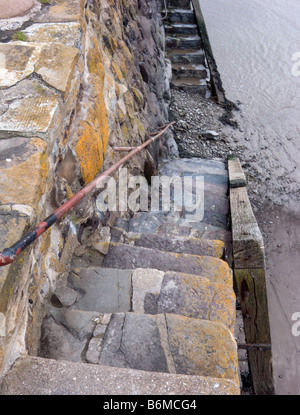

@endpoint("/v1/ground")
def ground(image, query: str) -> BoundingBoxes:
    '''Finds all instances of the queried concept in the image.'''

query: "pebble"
[201,129,219,139]
[169,89,239,160]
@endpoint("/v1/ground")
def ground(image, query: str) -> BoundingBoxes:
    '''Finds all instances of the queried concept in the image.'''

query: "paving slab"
[68,268,132,313]
[166,314,238,380]
[166,35,202,50]
[102,242,232,285]
[100,313,169,373]
[0,356,240,395]
[99,313,238,380]
[168,48,205,64]
[128,212,228,235]
[169,9,195,24]
[111,229,225,258]
[131,269,235,331]
[38,312,91,362]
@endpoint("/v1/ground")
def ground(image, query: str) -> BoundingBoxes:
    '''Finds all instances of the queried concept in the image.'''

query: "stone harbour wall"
[0,0,173,375]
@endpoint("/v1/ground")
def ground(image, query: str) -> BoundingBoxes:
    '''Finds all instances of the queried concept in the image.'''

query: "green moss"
[12,31,29,42]
[39,0,51,3]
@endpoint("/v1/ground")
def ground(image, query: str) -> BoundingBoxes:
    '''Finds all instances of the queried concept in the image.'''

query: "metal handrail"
[0,122,175,267]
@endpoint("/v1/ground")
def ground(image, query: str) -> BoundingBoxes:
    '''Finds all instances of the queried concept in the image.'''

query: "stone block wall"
[0,0,173,375]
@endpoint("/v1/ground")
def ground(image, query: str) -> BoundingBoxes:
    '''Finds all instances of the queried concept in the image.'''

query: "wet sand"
[200,0,300,394]
[255,203,300,394]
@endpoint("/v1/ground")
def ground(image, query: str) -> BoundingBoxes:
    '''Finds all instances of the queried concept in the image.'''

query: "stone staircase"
[165,0,208,94]
[0,158,240,395]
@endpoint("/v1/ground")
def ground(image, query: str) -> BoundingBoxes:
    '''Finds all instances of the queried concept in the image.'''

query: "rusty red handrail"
[0,122,175,267]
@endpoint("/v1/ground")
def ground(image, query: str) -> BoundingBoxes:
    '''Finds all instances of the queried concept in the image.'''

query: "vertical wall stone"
[0,0,173,375]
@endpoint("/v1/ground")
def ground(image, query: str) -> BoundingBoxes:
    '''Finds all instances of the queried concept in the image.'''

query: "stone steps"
[165,23,199,36]
[38,307,238,381]
[166,35,202,50]
[0,356,240,395]
[167,0,192,9]
[168,9,195,24]
[164,1,209,94]
[115,214,231,242]
[171,77,207,94]
[172,62,207,78]
[0,157,239,395]
[110,228,225,258]
[102,242,232,285]
[64,267,235,330]
[167,48,205,64]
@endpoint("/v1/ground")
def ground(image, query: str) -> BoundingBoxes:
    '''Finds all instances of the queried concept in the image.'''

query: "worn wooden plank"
[235,269,274,395]
[230,186,265,269]
[228,157,247,188]
[229,157,274,394]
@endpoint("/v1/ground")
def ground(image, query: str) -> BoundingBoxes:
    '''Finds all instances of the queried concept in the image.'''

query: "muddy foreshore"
[169,87,300,394]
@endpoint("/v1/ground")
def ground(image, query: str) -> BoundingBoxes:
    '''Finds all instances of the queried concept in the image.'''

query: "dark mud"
[199,0,300,395]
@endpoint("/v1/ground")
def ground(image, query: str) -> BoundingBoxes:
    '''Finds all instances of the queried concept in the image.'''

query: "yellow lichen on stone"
[208,239,225,258]
[118,40,134,65]
[87,36,105,84]
[115,84,121,99]
[75,38,110,184]
[131,87,144,108]
[111,60,124,82]
[166,314,239,383]
[75,121,104,184]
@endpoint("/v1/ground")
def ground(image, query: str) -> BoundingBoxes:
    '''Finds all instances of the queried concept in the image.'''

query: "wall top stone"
[22,22,82,48]
[0,79,60,139]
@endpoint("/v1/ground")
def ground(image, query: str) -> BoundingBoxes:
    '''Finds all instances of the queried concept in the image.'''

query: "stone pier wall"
[0,0,172,375]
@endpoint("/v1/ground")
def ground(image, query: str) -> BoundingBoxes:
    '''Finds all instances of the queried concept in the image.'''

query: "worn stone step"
[102,243,232,285]
[37,311,239,380]
[38,310,238,381]
[160,157,228,176]
[111,228,225,258]
[0,356,240,395]
[114,214,232,254]
[98,313,239,381]
[118,211,228,235]
[167,0,192,9]
[67,268,133,313]
[172,62,207,78]
[157,159,230,227]
[128,193,229,230]
[168,9,195,24]
[131,269,236,331]
[160,158,229,200]
[171,77,207,93]
[63,267,234,330]
[167,48,205,64]
[166,35,202,50]
[155,222,232,245]
[165,23,198,36]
